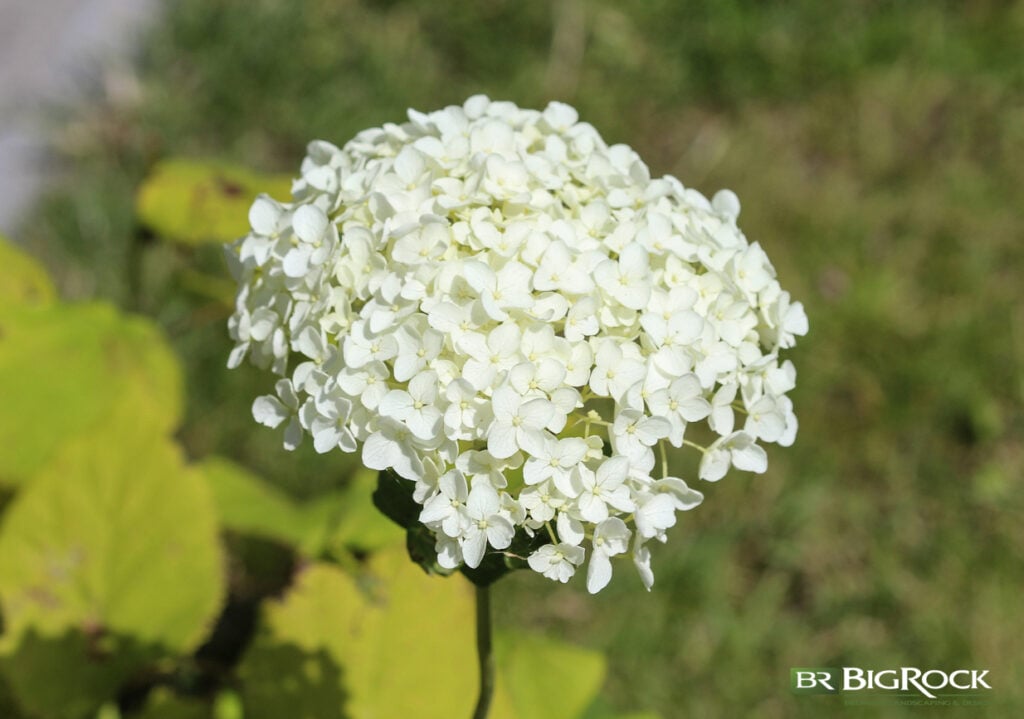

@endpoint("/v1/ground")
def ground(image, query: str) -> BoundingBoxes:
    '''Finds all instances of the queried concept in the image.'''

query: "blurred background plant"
[1,0,1022,717]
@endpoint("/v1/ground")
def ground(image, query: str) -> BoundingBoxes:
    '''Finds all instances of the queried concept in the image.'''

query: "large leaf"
[135,689,212,719]
[134,686,244,719]
[136,159,292,245]
[239,548,476,719]
[325,467,404,555]
[0,302,182,487]
[0,235,55,307]
[238,545,607,719]
[202,459,402,558]
[0,427,225,718]
[496,632,607,719]
[200,457,310,548]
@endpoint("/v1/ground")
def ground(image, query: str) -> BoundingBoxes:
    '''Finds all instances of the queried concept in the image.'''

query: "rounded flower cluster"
[227,96,807,593]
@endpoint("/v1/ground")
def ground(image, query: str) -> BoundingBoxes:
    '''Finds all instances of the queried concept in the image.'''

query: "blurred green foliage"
[5,0,1023,717]
[0,237,626,718]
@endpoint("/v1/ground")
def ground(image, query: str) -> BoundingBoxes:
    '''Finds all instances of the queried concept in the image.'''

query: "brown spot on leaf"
[216,175,245,197]
[82,619,113,660]
[25,585,61,609]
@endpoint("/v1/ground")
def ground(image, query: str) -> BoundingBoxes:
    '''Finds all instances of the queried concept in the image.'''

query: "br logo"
[791,668,840,694]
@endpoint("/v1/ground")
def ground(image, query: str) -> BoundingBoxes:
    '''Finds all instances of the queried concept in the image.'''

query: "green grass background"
[16,0,1024,716]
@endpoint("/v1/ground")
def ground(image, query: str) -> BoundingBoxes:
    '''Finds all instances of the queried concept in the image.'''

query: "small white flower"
[336,361,390,411]
[379,371,443,441]
[577,457,636,523]
[743,394,787,443]
[708,382,738,436]
[508,359,566,398]
[699,431,768,482]
[392,317,443,382]
[342,319,398,369]
[594,243,652,310]
[647,375,711,448]
[456,449,520,489]
[252,379,305,450]
[633,493,677,540]
[519,481,565,523]
[587,518,631,594]
[557,510,586,545]
[464,259,534,321]
[611,409,671,461]
[283,204,335,278]
[460,484,515,568]
[523,435,587,491]
[487,387,555,459]
[420,469,470,538]
[527,543,586,583]
[534,240,594,295]
[589,341,647,402]
[362,417,425,481]
[443,378,487,441]
[651,477,704,511]
[564,297,600,342]
[633,539,655,591]
[309,387,357,454]
[459,323,522,390]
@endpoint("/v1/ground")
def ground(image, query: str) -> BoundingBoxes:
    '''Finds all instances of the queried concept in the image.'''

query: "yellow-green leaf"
[201,459,403,558]
[240,548,477,719]
[0,235,55,307]
[496,631,607,719]
[200,456,310,547]
[136,159,292,245]
[0,302,182,487]
[238,544,606,719]
[135,689,212,719]
[326,467,405,555]
[0,427,225,718]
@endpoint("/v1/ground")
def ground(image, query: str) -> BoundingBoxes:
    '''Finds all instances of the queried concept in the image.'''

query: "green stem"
[472,583,495,719]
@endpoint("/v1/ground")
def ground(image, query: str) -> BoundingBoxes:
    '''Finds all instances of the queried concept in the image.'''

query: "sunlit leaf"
[135,688,211,719]
[201,459,402,559]
[327,467,404,555]
[0,235,55,307]
[0,427,225,718]
[0,303,182,487]
[213,690,244,719]
[240,548,481,719]
[136,158,292,245]
[200,457,309,547]
[583,709,662,719]
[496,631,607,719]
[237,564,359,719]
[238,544,607,719]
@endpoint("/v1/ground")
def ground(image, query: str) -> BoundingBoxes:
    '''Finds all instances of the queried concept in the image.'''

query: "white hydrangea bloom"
[227,96,807,593]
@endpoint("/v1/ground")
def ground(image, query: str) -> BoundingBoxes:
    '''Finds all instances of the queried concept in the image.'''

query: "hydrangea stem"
[472,583,495,719]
